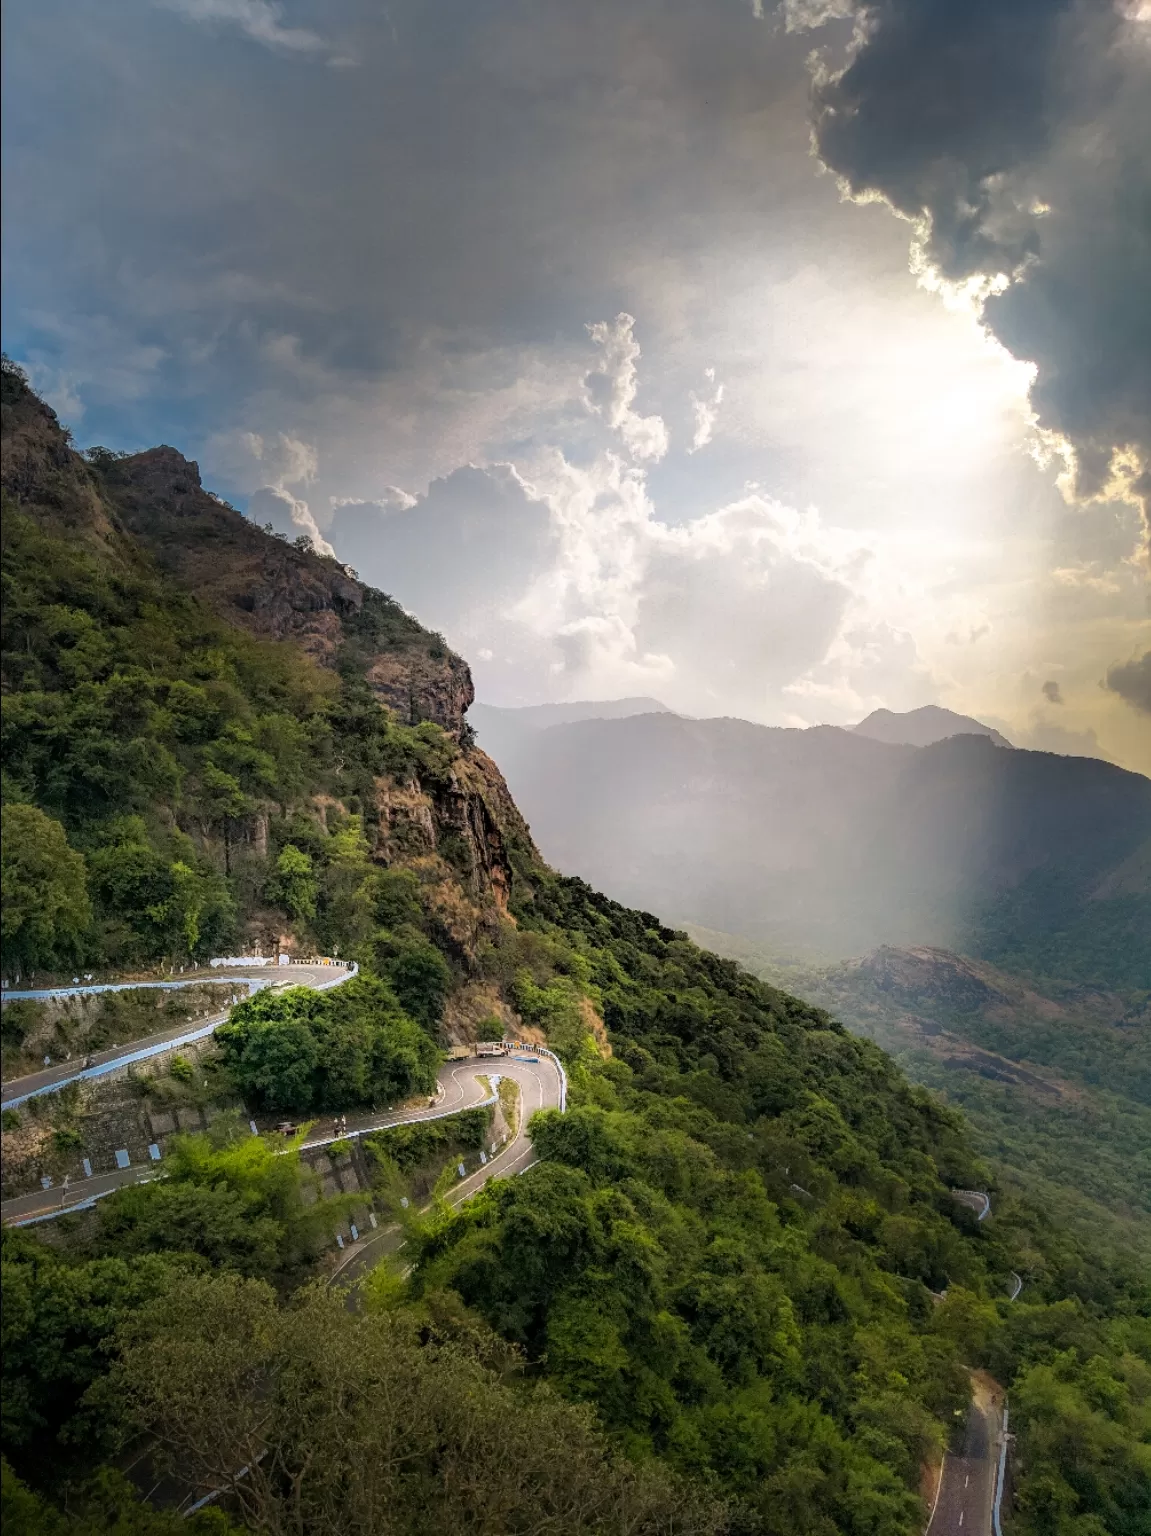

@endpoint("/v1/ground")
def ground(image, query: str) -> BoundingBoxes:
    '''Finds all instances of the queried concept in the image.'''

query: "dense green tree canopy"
[0,803,91,973]
[109,1272,724,1535]
[215,975,441,1113]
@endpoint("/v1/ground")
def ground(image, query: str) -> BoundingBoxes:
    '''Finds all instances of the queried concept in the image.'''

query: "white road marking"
[327,1053,562,1285]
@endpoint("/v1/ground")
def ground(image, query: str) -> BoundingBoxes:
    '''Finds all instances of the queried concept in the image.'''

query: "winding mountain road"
[1,954,565,1242]
[927,1380,1005,1536]
[1,964,354,1110]
[328,1049,564,1294]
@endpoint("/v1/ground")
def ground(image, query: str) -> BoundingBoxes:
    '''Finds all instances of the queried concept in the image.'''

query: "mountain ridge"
[854,704,1013,750]
[2,376,474,736]
[486,707,1150,978]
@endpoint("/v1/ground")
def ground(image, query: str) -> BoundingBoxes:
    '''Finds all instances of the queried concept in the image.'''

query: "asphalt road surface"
[328,1051,564,1294]
[1,1050,561,1228]
[928,1392,1003,1536]
[1,965,352,1109]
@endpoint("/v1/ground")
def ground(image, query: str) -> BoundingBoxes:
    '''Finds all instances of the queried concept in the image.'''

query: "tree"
[0,803,91,973]
[88,831,233,964]
[316,818,375,952]
[215,976,440,1113]
[266,844,317,921]
[217,1006,322,1111]
[2,1460,236,1536]
[384,940,452,1029]
[110,1273,724,1535]
[93,1128,337,1280]
[0,1231,189,1481]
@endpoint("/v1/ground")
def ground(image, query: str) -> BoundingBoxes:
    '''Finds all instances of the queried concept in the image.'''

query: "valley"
[2,364,1148,1536]
[687,931,1151,1264]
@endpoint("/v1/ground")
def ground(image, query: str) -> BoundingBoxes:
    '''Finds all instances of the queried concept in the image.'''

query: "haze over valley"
[474,698,1150,974]
[4,2,1151,1534]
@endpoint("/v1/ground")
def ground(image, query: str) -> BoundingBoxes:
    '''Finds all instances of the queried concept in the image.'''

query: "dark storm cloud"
[1104,651,1151,715]
[1,0,814,450]
[801,0,1151,526]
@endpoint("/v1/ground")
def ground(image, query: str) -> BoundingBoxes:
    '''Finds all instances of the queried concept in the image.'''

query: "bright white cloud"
[231,429,334,555]
[323,319,885,718]
[303,308,1147,767]
[583,314,669,463]
[688,368,724,452]
[156,0,328,54]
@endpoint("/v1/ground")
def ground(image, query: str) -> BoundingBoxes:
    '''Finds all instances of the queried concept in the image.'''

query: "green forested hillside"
[690,930,1151,1268]
[0,489,475,977]
[2,367,1149,1536]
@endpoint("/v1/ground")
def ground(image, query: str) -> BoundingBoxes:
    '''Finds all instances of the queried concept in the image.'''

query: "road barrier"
[1,964,358,1110]
[302,1086,499,1152]
[4,1001,574,1239]
[992,1402,1010,1536]
[475,1041,567,1113]
[951,1188,991,1221]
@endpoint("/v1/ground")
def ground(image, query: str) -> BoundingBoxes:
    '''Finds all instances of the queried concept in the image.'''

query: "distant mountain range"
[853,704,1013,749]
[468,697,670,768]
[472,701,1151,984]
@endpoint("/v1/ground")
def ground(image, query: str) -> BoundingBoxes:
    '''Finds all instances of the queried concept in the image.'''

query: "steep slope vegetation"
[1,362,528,981]
[2,363,1148,1536]
[691,933,1151,1265]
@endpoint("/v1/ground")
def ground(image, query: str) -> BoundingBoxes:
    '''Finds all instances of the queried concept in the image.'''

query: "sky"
[3,0,1149,771]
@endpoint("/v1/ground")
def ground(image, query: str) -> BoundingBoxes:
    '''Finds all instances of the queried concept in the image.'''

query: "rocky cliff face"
[2,364,538,966]
[1,372,473,735]
[848,946,1017,1016]
[363,745,535,956]
[1,364,130,558]
[108,446,475,734]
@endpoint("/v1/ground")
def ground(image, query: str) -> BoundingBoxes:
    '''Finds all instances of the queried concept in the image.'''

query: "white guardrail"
[304,1041,568,1153]
[476,1041,567,1114]
[1,963,358,1110]
[993,1401,1010,1536]
[951,1188,992,1222]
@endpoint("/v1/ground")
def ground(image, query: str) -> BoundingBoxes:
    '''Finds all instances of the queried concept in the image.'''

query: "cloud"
[248,486,334,555]
[584,315,669,463]
[797,0,1151,543]
[328,464,559,631]
[4,0,1145,766]
[318,319,872,718]
[234,429,334,554]
[156,0,328,54]
[688,368,725,452]
[328,456,861,715]
[245,430,318,487]
[332,487,417,515]
[1042,679,1063,705]
[1104,651,1151,715]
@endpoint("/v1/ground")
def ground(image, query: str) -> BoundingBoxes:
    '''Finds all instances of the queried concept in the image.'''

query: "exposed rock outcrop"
[1,361,541,962]
[109,446,475,734]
